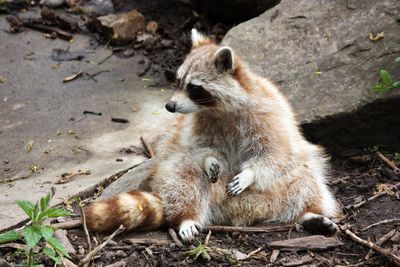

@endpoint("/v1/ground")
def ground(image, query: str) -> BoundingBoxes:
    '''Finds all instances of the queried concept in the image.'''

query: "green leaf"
[33,203,40,222]
[43,247,61,264]
[40,226,54,239]
[23,226,42,249]
[393,81,400,88]
[395,57,400,64]
[38,208,71,220]
[40,192,52,212]
[46,237,69,258]
[380,69,393,86]
[0,230,21,244]
[16,200,35,219]
[373,83,390,94]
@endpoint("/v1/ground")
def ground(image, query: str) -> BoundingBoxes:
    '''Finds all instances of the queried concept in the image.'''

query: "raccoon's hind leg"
[192,148,225,183]
[299,212,338,235]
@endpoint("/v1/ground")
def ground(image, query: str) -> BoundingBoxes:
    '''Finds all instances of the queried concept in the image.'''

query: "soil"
[1,153,399,266]
[1,1,400,266]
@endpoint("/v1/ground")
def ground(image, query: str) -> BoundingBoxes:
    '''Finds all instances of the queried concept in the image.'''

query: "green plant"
[186,243,211,260]
[0,192,72,266]
[373,57,400,93]
[394,152,400,162]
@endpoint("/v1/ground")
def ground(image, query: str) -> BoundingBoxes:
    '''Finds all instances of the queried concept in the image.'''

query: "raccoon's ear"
[214,46,234,73]
[191,28,211,47]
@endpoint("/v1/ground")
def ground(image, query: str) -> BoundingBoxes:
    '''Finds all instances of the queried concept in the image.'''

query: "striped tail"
[84,190,164,232]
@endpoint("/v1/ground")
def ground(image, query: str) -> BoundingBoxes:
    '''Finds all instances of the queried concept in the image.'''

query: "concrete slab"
[0,12,174,230]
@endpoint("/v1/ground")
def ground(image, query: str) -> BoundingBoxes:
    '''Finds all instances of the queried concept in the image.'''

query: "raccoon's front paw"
[226,169,255,197]
[178,220,201,242]
[204,156,220,183]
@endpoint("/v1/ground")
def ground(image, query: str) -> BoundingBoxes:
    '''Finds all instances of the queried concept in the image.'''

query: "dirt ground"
[1,0,400,266]
[1,153,400,266]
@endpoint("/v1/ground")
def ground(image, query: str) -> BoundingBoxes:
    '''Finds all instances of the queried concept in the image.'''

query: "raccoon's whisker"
[194,98,216,104]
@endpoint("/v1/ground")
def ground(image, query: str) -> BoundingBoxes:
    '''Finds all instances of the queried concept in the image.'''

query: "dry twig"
[206,224,293,233]
[204,230,212,246]
[168,228,183,247]
[140,136,155,158]
[79,225,125,266]
[377,152,400,174]
[365,229,397,260]
[345,182,400,210]
[340,225,400,266]
[362,218,400,231]
[52,219,82,230]
[56,170,91,184]
[80,207,91,267]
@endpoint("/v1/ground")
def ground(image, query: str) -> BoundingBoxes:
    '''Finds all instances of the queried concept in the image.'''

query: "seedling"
[186,243,211,261]
[373,57,400,93]
[0,192,72,266]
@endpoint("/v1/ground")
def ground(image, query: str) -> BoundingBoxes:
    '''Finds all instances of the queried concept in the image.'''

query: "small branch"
[204,230,212,246]
[248,246,265,257]
[340,226,400,266]
[377,152,400,174]
[80,207,91,267]
[97,53,113,65]
[168,228,183,247]
[206,224,293,233]
[79,225,125,266]
[362,218,400,231]
[345,192,386,210]
[56,170,91,184]
[140,136,155,158]
[365,229,397,260]
[52,219,82,230]
[345,182,400,210]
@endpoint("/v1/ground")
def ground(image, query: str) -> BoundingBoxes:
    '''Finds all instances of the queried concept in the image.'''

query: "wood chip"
[282,255,314,266]
[270,249,280,263]
[270,235,343,251]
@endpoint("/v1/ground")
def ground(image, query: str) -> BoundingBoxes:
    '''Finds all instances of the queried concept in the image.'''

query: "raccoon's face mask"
[165,29,235,114]
[165,82,216,114]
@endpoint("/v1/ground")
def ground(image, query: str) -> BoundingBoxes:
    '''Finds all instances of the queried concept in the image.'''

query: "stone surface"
[0,11,173,230]
[194,0,280,23]
[223,0,400,152]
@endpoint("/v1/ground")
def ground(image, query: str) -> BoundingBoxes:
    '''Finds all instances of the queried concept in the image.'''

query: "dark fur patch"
[303,217,337,236]
[186,83,217,107]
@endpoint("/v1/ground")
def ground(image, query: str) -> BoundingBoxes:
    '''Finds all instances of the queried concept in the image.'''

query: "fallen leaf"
[0,76,5,83]
[26,140,35,152]
[369,32,385,42]
[62,71,83,83]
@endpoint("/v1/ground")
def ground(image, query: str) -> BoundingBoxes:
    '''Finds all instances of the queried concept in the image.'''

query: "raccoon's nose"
[165,101,177,113]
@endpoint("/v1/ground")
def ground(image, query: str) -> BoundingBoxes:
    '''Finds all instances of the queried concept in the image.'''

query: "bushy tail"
[84,190,164,232]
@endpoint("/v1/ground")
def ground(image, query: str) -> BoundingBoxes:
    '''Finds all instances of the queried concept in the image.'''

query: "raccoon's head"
[165,29,249,114]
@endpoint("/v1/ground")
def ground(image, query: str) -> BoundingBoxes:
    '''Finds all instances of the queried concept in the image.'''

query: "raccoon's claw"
[226,176,244,196]
[179,220,201,242]
[205,157,220,183]
[226,169,255,197]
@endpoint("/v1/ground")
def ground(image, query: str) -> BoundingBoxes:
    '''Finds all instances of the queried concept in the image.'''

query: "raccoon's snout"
[165,101,177,113]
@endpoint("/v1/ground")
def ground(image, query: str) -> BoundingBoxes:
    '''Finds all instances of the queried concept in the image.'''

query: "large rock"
[193,0,280,23]
[223,0,400,153]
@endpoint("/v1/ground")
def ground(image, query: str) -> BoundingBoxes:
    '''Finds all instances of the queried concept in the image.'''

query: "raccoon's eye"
[186,83,215,106]
[187,83,203,91]
[187,83,205,98]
